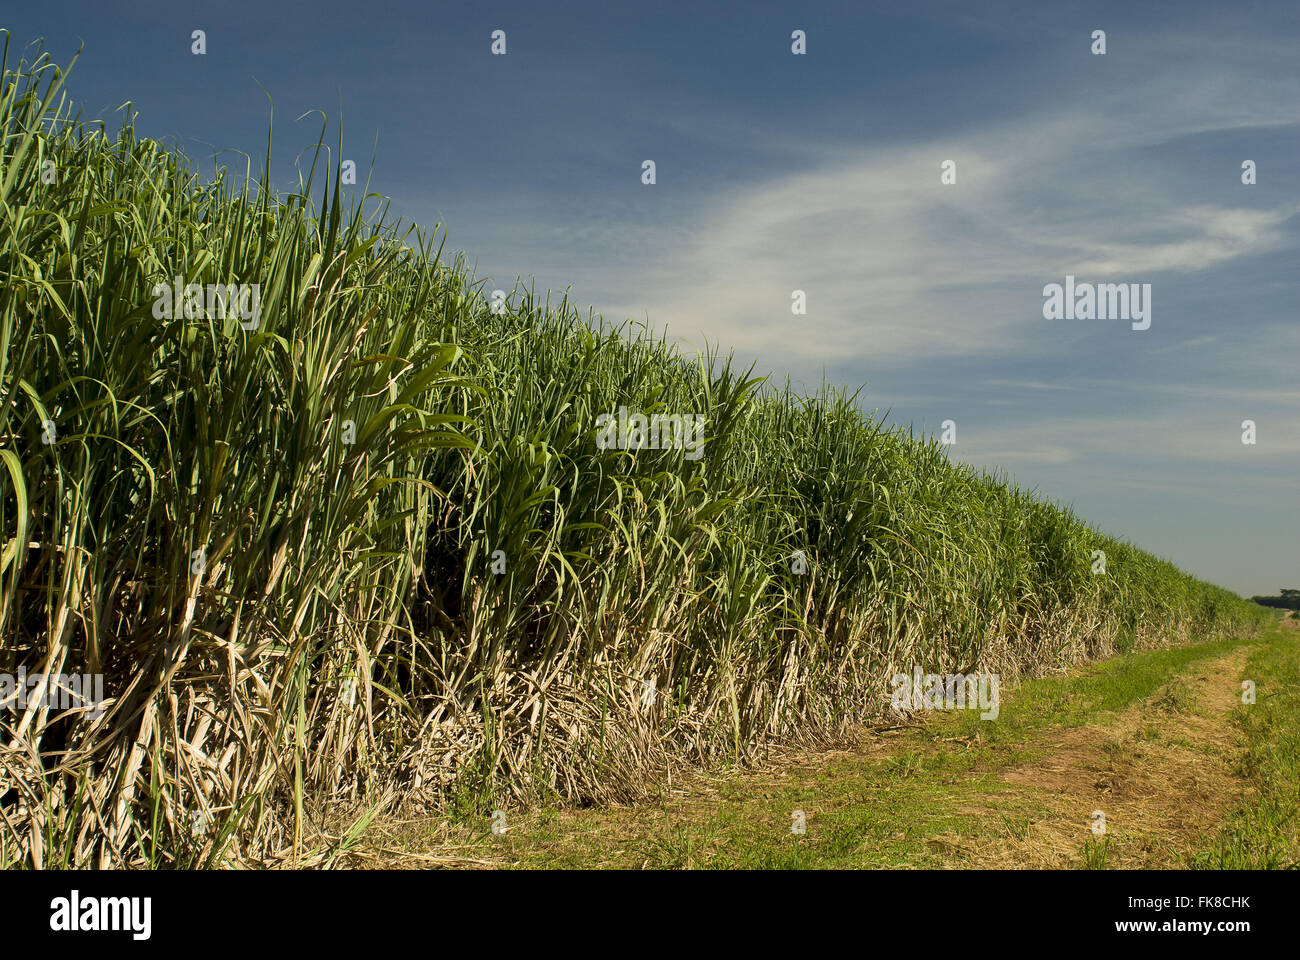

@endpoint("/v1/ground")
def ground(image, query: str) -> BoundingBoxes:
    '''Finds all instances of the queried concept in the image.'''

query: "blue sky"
[5,0,1297,595]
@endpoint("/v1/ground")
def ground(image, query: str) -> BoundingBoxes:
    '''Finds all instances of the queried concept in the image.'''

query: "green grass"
[1082,837,1113,870]
[0,35,1273,867]
[1190,625,1300,869]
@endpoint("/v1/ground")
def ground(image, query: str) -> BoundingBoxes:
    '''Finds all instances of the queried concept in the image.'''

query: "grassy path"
[358,618,1300,869]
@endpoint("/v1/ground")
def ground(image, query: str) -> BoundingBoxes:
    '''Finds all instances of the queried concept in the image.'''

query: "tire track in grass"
[955,646,1253,868]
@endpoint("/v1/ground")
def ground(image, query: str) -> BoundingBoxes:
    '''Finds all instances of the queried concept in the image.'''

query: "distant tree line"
[1251,588,1300,610]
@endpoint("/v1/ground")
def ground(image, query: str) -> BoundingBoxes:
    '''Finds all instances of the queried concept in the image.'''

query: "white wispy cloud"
[568,45,1300,372]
